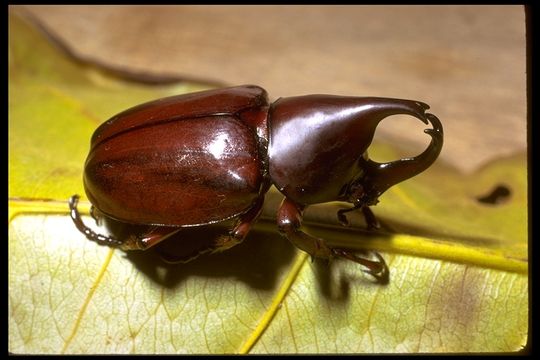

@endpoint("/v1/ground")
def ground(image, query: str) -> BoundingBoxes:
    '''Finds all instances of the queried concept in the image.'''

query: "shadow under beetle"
[69,85,443,281]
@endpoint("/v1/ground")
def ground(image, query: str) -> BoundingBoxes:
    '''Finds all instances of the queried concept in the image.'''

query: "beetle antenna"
[69,195,124,247]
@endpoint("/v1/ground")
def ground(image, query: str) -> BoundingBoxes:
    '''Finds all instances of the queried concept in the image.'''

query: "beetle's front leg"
[277,197,388,282]
[337,205,380,230]
[361,206,380,230]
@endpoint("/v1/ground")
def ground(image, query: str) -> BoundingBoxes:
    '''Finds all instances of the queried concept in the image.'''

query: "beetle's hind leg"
[69,195,124,248]
[277,197,388,282]
[69,194,181,251]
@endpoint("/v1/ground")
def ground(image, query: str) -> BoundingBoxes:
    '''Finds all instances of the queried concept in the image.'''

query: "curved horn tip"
[424,113,444,133]
[409,102,430,124]
[414,101,430,111]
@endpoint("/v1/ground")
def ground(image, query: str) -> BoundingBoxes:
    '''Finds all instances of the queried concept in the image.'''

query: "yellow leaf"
[8,10,528,354]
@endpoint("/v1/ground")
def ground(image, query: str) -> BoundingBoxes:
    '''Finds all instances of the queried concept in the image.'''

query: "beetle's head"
[269,94,443,208]
[338,111,443,225]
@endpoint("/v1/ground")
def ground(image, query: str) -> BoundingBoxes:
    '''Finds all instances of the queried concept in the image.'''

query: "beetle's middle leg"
[212,194,266,253]
[121,227,182,251]
[277,197,388,282]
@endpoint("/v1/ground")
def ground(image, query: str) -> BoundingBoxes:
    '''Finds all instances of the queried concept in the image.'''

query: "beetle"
[69,85,443,280]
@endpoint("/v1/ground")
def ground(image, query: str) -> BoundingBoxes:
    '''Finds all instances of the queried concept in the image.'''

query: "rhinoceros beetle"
[69,85,443,280]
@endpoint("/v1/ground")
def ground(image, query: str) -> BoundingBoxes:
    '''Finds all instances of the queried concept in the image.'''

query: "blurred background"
[16,5,527,174]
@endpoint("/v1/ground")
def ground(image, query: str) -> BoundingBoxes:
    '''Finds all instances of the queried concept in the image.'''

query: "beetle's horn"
[363,111,443,199]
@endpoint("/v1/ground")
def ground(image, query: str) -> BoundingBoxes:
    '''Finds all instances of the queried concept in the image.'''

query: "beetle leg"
[212,195,265,253]
[331,249,389,283]
[277,197,388,281]
[338,205,380,230]
[89,205,102,226]
[69,195,123,247]
[69,195,181,251]
[361,206,381,230]
[121,227,182,251]
[276,197,333,259]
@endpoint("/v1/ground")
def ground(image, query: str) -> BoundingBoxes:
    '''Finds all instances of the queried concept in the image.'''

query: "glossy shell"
[84,86,269,226]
